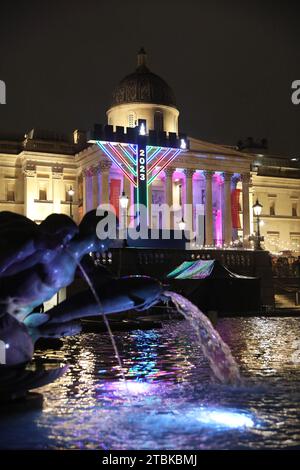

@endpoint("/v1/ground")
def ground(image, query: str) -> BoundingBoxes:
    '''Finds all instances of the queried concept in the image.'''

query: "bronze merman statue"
[0,210,162,402]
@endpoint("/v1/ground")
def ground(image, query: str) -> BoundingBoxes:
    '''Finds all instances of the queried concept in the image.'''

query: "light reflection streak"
[25,318,300,450]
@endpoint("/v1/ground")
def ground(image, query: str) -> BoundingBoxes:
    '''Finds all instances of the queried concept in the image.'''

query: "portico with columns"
[75,135,253,247]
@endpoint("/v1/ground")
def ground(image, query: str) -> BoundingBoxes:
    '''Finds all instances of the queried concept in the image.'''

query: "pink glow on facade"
[173,169,184,181]
[213,173,224,245]
[215,208,223,245]
[214,172,224,185]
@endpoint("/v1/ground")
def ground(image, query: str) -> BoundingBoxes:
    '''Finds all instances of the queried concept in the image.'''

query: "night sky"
[0,0,299,156]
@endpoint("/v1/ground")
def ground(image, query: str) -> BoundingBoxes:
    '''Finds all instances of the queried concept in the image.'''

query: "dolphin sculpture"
[0,210,163,400]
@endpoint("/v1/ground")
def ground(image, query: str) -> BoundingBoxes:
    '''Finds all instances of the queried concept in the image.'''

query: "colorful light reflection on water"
[0,318,300,449]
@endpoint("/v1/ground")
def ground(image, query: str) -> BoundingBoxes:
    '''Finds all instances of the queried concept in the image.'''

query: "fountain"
[1,211,300,450]
[163,292,241,385]
[0,209,241,407]
[64,263,241,386]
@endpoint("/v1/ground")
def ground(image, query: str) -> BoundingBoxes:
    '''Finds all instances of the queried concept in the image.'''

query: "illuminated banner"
[89,122,189,212]
[136,130,147,209]
[96,140,183,211]
[110,178,121,218]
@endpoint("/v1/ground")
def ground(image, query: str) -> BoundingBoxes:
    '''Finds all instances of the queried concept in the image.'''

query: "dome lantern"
[137,47,147,69]
[107,49,179,134]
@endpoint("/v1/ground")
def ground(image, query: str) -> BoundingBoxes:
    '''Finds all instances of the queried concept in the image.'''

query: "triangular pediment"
[188,136,252,159]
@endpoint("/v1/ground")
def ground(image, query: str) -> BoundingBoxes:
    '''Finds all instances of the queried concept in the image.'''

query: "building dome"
[111,48,177,109]
[107,49,179,134]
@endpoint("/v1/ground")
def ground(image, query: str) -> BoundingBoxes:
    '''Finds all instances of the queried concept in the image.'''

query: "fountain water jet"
[65,257,241,386]
[67,251,240,386]
[163,291,241,385]
[69,254,127,384]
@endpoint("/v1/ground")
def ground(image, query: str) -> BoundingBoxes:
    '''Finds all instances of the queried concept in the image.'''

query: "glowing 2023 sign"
[136,134,148,208]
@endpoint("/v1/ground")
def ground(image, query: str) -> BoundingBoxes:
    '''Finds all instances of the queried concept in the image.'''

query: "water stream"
[72,252,241,386]
[70,256,127,383]
[164,291,241,385]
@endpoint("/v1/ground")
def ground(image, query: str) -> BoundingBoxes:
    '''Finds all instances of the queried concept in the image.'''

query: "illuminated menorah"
[88,120,188,216]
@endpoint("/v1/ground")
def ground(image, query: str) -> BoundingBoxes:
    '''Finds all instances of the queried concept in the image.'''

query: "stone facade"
[1,50,299,254]
[1,129,299,254]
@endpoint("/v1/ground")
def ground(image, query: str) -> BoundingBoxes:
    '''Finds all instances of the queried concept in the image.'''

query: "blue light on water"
[195,409,254,428]
[100,378,255,430]
[138,407,256,435]
[123,381,151,394]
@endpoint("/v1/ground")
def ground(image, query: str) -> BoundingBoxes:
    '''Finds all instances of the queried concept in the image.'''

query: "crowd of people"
[271,254,300,278]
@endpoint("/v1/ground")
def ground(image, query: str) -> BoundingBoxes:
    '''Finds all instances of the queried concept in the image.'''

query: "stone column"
[184,168,194,234]
[223,172,233,245]
[231,174,240,241]
[204,170,214,245]
[92,166,100,209]
[52,165,64,214]
[123,175,131,207]
[165,167,174,229]
[23,161,36,219]
[82,170,87,215]
[99,161,111,205]
[0,168,5,201]
[241,173,251,248]
[15,168,24,203]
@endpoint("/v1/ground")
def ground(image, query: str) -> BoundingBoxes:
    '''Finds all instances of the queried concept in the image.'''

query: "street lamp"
[68,186,75,219]
[178,217,186,231]
[252,198,263,250]
[119,191,129,239]
[180,138,187,150]
[119,191,129,210]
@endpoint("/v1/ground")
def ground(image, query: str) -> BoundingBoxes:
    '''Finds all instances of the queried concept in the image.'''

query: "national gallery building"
[0,49,299,254]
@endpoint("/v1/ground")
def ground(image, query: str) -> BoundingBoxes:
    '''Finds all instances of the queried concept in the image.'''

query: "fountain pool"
[0,317,300,449]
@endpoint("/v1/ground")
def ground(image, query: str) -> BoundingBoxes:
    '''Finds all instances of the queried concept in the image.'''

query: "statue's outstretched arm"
[25,276,163,330]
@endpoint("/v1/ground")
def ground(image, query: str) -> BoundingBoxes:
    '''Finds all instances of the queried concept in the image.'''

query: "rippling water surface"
[1,317,300,449]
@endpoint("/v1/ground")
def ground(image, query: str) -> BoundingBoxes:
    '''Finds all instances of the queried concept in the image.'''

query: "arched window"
[128,113,136,128]
[154,111,164,132]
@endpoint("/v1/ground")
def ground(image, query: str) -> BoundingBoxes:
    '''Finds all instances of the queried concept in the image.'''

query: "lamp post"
[119,191,129,238]
[68,186,75,219]
[252,198,263,250]
[178,217,186,231]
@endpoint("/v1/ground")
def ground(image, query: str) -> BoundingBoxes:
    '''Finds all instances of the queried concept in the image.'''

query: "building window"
[7,189,15,201]
[292,202,298,217]
[39,189,47,201]
[269,200,275,216]
[6,182,15,201]
[128,113,136,128]
[154,111,164,132]
[38,181,48,201]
